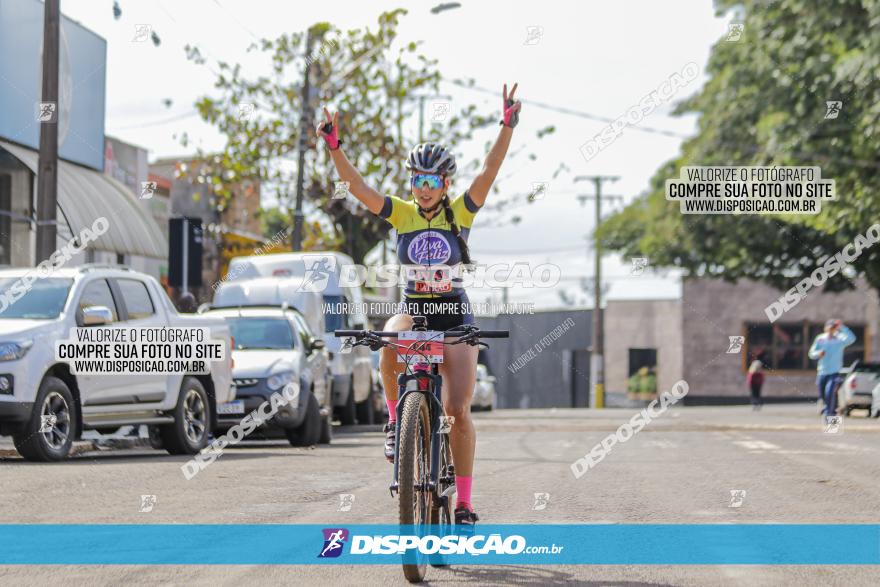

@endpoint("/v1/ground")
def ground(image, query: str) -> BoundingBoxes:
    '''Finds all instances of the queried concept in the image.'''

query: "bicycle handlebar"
[334,329,509,339]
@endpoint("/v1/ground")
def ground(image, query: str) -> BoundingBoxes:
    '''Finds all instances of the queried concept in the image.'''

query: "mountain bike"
[335,316,508,582]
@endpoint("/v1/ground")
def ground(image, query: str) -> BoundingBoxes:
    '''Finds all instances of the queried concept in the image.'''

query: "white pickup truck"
[0,265,234,461]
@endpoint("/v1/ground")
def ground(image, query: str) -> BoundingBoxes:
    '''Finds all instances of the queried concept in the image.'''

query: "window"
[78,279,119,322]
[0,278,72,319]
[0,175,10,265]
[322,294,349,332]
[745,322,866,371]
[227,317,295,350]
[627,348,657,376]
[117,279,155,320]
[291,312,314,349]
[773,324,804,370]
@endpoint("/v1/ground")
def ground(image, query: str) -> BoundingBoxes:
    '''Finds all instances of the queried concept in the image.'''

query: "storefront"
[604,277,880,403]
[0,0,166,273]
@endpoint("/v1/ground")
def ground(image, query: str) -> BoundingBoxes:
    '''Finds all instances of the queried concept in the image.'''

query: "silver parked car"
[202,306,333,445]
[839,361,880,417]
[471,364,497,411]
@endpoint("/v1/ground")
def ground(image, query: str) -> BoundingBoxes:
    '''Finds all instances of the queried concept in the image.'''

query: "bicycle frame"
[333,319,507,504]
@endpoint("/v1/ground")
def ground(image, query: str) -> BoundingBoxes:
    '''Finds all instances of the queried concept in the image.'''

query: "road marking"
[775,450,835,455]
[733,440,780,451]
[644,440,678,449]
[820,442,872,452]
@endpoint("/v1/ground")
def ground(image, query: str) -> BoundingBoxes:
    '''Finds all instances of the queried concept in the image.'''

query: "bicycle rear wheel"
[398,391,431,583]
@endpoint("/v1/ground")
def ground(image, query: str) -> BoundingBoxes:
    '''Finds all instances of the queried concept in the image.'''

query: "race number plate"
[397,331,444,364]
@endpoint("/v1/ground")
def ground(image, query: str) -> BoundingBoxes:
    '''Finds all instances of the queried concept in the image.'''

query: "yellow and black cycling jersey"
[377,191,481,299]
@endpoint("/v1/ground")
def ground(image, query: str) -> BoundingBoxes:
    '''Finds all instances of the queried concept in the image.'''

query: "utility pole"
[35,0,60,263]
[575,175,622,409]
[291,28,316,251]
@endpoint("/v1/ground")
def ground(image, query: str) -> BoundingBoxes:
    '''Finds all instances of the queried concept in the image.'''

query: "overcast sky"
[59,0,735,309]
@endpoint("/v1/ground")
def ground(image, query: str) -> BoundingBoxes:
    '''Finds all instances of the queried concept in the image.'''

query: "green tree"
[599,0,880,293]
[181,10,544,263]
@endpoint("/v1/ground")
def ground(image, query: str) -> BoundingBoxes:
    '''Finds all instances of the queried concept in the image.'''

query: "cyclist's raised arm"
[467,83,521,207]
[316,107,384,215]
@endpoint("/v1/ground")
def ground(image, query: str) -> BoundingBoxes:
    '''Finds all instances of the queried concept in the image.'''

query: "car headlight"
[0,341,33,362]
[267,371,296,391]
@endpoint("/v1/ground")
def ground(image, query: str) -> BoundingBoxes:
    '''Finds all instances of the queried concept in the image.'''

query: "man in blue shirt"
[808,319,856,420]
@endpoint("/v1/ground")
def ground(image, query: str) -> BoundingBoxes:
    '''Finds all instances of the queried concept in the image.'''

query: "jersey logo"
[407,232,451,264]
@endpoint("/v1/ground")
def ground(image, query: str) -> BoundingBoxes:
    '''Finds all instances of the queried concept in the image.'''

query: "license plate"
[397,331,444,364]
[217,400,245,415]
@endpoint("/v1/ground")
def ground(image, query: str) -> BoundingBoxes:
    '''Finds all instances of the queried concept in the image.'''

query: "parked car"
[838,361,880,416]
[201,305,332,445]
[871,383,880,418]
[0,265,235,461]
[471,364,497,411]
[212,277,325,339]
[224,252,373,425]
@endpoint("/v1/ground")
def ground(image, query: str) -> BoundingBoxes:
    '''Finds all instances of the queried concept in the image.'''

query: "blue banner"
[0,524,877,565]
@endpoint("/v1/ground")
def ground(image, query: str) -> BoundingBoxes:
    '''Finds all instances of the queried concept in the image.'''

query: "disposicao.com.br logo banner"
[0,525,878,565]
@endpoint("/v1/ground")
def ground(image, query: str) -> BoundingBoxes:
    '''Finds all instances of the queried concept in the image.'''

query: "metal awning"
[0,140,167,259]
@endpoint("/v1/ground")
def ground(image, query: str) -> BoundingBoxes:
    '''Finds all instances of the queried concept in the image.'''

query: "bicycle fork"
[390,365,445,498]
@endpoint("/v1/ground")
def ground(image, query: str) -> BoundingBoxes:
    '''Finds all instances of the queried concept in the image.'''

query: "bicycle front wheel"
[429,433,454,568]
[398,391,431,583]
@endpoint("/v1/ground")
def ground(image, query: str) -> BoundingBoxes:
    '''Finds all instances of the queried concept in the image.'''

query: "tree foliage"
[180,9,544,263]
[599,0,880,293]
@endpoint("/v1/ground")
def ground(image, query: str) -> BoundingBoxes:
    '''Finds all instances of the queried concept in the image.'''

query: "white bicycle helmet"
[406,143,457,177]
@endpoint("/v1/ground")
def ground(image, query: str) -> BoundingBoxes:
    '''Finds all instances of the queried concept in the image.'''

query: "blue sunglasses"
[411,173,444,190]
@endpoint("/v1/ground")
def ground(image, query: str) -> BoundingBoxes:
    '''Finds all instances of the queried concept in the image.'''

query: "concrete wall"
[681,277,880,401]
[479,310,591,409]
[604,299,683,398]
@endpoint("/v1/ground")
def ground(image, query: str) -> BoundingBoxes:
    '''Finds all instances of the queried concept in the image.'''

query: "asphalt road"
[1,404,879,586]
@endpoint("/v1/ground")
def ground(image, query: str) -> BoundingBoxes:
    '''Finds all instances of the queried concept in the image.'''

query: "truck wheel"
[356,387,375,425]
[13,376,76,462]
[161,377,211,455]
[337,376,356,426]
[319,412,333,445]
[286,393,321,447]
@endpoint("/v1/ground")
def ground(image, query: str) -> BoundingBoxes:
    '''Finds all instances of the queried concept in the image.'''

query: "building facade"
[605,277,880,403]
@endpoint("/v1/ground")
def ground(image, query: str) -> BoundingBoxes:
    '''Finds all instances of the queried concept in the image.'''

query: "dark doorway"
[0,174,10,265]
[628,348,658,375]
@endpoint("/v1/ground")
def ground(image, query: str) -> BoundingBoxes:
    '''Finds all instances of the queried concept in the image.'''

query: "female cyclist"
[317,83,521,527]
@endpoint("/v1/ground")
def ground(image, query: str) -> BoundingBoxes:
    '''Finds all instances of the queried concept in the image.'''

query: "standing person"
[316,83,522,528]
[808,319,856,421]
[746,360,765,410]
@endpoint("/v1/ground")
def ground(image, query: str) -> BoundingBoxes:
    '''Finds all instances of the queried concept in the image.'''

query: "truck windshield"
[323,294,345,332]
[227,317,295,350]
[0,278,72,319]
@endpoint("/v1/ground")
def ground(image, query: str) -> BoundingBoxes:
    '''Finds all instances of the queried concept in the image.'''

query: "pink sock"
[386,399,398,422]
[455,475,473,509]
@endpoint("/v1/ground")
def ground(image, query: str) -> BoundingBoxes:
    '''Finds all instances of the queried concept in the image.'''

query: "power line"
[447,80,691,139]
[472,243,587,254]
[108,110,199,131]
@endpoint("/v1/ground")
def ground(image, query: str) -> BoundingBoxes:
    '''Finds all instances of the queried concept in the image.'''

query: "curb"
[0,440,96,459]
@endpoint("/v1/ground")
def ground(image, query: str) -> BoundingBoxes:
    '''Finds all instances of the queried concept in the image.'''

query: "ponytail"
[440,195,472,265]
